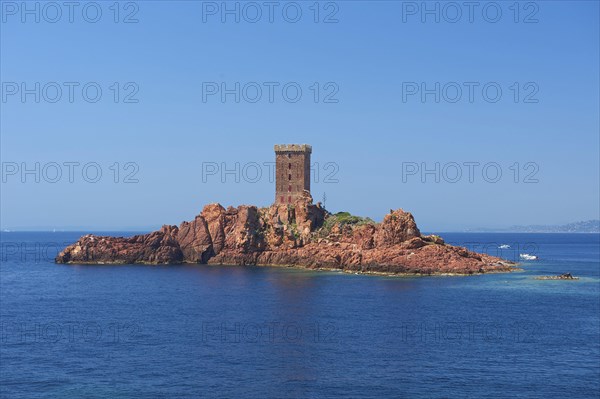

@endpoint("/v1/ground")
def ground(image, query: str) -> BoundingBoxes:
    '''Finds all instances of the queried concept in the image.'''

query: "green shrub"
[317,211,376,237]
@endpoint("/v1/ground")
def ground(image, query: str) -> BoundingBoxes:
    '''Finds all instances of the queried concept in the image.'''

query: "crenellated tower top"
[274,144,312,153]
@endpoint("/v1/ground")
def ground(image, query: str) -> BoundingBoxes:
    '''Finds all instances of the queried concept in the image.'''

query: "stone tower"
[274,144,312,204]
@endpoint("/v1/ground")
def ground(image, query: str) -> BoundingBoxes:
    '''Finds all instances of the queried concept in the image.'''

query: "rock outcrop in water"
[535,273,579,280]
[55,195,516,275]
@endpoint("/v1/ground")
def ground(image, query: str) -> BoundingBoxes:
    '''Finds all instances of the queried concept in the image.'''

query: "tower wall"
[274,144,312,204]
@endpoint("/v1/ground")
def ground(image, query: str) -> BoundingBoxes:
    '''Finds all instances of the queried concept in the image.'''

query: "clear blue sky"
[1,1,599,231]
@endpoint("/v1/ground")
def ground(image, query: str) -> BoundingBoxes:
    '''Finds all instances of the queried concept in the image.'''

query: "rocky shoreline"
[55,195,517,276]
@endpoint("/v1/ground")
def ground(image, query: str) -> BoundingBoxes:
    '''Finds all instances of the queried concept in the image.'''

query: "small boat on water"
[520,254,538,260]
[499,244,511,249]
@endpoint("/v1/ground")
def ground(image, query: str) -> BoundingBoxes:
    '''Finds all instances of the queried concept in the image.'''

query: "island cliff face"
[56,195,515,275]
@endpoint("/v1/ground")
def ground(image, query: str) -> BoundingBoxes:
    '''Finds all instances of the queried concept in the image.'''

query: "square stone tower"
[274,144,312,204]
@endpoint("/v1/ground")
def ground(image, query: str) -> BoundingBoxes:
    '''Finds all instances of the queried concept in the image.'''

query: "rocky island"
[55,144,516,276]
[55,195,515,275]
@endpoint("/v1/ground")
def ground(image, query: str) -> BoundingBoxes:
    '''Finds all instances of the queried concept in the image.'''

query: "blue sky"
[1,1,599,231]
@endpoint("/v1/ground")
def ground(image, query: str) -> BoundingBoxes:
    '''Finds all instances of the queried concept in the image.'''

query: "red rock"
[56,226,182,265]
[177,215,213,263]
[200,203,226,255]
[374,209,420,247]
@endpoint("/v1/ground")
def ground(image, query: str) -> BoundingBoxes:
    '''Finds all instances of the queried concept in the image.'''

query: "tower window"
[288,163,291,169]
[288,174,291,180]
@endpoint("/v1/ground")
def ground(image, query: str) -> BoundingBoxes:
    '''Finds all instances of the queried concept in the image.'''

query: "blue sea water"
[0,232,598,398]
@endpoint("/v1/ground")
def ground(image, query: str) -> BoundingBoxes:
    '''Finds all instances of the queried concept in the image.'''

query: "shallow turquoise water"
[1,232,598,398]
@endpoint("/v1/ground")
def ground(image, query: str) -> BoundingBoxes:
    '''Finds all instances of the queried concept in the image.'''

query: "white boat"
[499,244,511,249]
[520,254,538,260]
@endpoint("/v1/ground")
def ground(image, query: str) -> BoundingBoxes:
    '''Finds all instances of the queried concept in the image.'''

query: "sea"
[0,232,598,398]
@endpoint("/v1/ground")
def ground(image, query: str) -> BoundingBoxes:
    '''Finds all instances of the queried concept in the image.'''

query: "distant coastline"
[465,220,600,234]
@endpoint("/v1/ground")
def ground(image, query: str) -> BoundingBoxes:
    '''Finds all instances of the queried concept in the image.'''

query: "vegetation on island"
[317,211,376,237]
